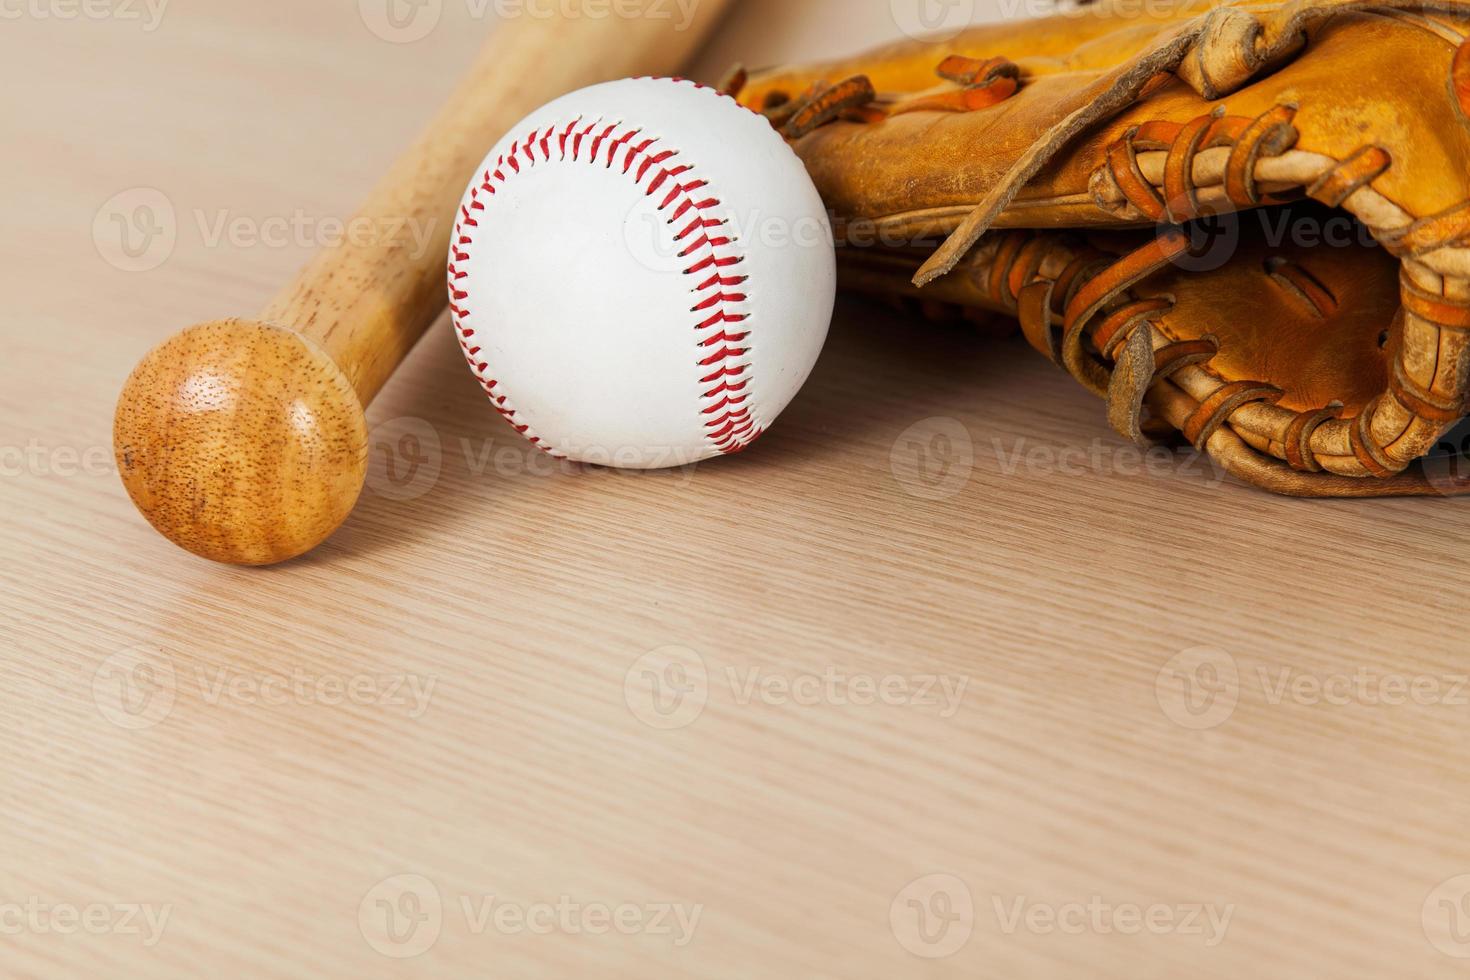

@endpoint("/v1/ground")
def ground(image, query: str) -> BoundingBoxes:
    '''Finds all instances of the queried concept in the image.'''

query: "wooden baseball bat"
[114,0,733,567]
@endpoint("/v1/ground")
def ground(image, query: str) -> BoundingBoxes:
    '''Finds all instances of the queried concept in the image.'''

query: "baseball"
[447,76,835,469]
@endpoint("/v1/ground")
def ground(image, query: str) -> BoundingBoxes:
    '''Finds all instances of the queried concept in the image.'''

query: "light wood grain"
[5,1,1470,977]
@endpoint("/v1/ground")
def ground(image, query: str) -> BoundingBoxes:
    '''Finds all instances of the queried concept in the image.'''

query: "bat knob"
[113,318,369,566]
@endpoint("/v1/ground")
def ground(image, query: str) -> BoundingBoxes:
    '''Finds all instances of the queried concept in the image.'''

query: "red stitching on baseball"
[447,81,761,459]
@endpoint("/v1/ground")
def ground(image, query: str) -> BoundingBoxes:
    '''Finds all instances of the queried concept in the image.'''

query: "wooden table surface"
[5,1,1470,976]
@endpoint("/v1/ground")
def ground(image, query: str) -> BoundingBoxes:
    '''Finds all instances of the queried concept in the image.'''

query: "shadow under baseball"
[303,295,1064,566]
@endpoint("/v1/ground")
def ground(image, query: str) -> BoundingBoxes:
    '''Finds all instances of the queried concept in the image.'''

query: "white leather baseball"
[448,77,835,468]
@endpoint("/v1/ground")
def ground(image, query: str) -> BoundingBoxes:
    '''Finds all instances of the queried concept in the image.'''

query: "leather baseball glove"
[722,0,1470,496]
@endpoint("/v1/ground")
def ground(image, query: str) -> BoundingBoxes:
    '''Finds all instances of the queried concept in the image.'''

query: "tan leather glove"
[726,0,1470,497]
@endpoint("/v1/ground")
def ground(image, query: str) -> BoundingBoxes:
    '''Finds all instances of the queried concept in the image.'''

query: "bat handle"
[114,1,733,567]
